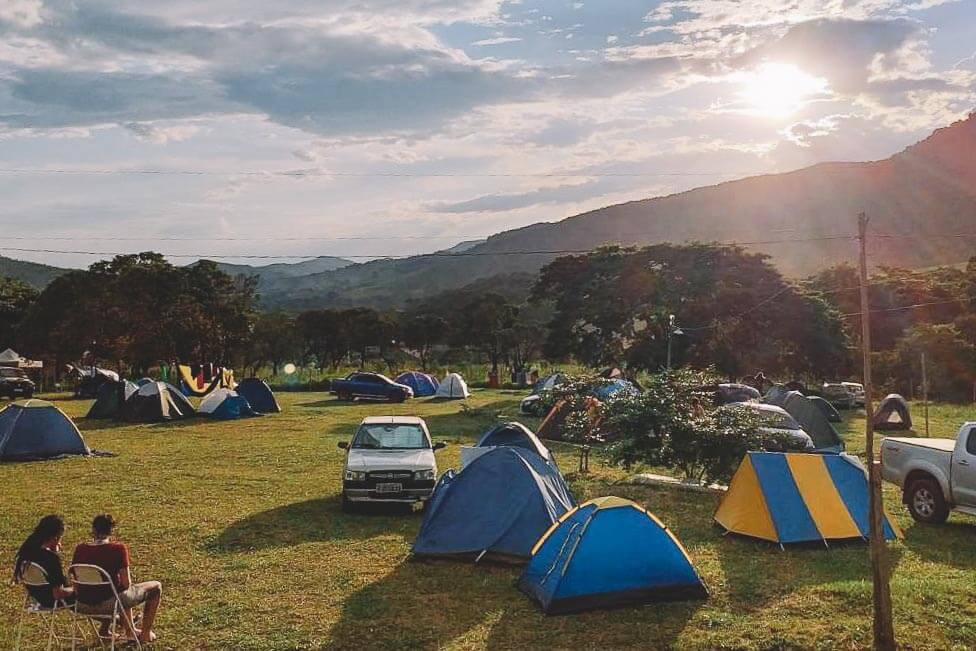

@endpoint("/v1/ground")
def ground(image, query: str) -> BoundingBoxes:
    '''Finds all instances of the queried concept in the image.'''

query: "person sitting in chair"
[13,514,75,608]
[72,514,162,644]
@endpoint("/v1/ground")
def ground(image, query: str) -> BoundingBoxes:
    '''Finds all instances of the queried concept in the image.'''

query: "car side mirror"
[433,442,447,451]
[337,442,348,450]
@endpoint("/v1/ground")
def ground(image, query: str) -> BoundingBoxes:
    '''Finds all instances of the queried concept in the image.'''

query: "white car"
[732,402,815,451]
[841,382,866,407]
[338,416,445,512]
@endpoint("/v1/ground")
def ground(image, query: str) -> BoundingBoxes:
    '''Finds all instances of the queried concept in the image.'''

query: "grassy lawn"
[2,390,976,650]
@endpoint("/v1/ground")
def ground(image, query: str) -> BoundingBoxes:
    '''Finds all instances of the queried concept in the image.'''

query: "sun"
[738,62,828,117]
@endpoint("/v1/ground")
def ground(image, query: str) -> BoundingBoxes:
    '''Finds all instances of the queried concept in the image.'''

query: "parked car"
[880,422,976,523]
[731,402,815,451]
[338,416,446,511]
[331,372,413,403]
[822,383,857,409]
[0,367,35,399]
[841,382,866,407]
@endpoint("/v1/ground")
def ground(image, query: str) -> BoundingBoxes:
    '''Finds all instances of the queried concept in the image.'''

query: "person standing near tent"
[72,514,163,644]
[13,515,75,608]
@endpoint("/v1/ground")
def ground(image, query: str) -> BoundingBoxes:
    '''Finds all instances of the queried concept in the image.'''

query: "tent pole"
[858,212,896,650]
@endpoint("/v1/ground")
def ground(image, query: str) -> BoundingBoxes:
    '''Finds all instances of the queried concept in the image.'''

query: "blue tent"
[1,400,90,462]
[199,389,261,420]
[395,371,439,397]
[236,378,281,414]
[412,447,576,561]
[592,379,638,401]
[476,422,553,464]
[519,497,708,614]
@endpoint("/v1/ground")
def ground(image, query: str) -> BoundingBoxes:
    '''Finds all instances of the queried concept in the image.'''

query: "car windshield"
[758,410,800,430]
[352,424,428,449]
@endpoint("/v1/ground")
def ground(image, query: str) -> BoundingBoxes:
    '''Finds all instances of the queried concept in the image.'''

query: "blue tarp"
[0,400,90,461]
[518,497,707,614]
[592,379,638,401]
[395,371,439,397]
[412,447,575,561]
[237,378,281,414]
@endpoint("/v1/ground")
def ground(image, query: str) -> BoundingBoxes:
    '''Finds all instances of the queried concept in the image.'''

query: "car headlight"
[344,470,366,481]
[415,469,436,481]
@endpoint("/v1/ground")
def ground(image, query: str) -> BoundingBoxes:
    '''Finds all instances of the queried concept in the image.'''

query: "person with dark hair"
[72,514,162,644]
[13,515,75,608]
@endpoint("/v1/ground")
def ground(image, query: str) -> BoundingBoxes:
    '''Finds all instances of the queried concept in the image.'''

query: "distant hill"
[259,113,976,310]
[0,255,67,288]
[210,256,353,280]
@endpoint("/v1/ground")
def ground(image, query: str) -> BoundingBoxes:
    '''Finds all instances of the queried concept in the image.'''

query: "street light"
[666,314,684,370]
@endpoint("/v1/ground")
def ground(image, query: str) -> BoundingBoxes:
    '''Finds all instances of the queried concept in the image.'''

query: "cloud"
[472,36,522,46]
[427,180,605,213]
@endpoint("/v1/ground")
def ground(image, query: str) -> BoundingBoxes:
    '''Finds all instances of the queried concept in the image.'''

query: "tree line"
[2,244,976,398]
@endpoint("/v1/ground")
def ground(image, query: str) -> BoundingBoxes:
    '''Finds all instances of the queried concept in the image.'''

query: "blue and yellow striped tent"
[715,452,902,545]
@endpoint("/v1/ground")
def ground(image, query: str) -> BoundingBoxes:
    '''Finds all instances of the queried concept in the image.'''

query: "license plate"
[376,483,402,494]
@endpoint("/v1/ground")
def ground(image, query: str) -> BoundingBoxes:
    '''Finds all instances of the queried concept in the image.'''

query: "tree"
[534,244,850,379]
[602,369,805,484]
[0,277,37,348]
[401,314,447,372]
[454,293,518,375]
[248,311,302,375]
[18,253,258,376]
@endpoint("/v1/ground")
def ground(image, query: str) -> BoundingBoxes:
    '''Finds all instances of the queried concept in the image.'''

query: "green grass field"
[2,391,976,650]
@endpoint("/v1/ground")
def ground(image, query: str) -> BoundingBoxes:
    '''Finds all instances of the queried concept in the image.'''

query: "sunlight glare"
[738,63,828,117]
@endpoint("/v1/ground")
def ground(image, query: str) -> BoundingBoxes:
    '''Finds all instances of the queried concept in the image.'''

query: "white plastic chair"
[14,562,74,650]
[68,564,142,651]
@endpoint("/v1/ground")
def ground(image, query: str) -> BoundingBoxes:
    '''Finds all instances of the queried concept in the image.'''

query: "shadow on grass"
[716,529,904,608]
[901,519,976,568]
[324,559,519,650]
[207,496,422,554]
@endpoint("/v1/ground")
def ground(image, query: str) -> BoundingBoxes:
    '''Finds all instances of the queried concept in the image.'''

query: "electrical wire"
[0,167,760,178]
[0,235,857,261]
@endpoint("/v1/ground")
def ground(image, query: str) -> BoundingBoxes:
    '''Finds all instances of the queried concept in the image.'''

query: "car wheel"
[341,494,356,514]
[23,390,33,399]
[336,390,350,401]
[907,478,949,524]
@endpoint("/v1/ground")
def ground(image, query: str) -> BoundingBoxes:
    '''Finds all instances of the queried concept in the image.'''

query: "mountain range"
[3,113,975,309]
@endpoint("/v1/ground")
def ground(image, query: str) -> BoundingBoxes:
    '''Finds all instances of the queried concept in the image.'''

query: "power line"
[839,297,971,318]
[0,236,856,261]
[0,167,758,178]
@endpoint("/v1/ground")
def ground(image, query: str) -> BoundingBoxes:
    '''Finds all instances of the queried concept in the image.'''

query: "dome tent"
[199,388,261,420]
[467,422,554,466]
[394,371,439,397]
[764,386,844,452]
[86,380,139,420]
[518,497,708,614]
[413,447,575,562]
[236,378,281,414]
[121,381,195,422]
[873,394,912,431]
[715,452,901,545]
[1,400,90,461]
[434,373,470,399]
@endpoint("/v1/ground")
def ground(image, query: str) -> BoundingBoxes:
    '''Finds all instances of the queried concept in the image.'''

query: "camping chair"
[68,564,142,651]
[13,562,76,651]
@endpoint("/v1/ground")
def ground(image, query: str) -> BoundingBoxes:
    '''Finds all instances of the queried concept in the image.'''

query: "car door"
[951,425,976,507]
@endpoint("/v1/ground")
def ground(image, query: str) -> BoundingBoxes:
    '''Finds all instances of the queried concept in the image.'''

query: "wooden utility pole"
[858,213,896,650]
[921,352,930,437]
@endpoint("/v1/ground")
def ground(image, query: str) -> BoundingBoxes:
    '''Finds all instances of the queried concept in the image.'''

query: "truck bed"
[883,437,955,453]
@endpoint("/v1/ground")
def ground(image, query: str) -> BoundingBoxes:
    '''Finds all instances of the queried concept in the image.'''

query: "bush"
[602,368,805,484]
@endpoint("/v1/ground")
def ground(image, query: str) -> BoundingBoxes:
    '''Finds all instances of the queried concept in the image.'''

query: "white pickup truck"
[880,422,976,523]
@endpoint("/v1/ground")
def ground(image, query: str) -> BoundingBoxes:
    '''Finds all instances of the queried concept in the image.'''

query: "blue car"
[331,372,413,403]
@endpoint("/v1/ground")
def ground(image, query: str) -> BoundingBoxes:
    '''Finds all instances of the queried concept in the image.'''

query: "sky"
[1,0,974,268]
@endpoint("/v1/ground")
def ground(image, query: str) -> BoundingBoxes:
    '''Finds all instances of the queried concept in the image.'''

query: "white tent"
[199,388,236,414]
[0,348,22,365]
[435,372,470,399]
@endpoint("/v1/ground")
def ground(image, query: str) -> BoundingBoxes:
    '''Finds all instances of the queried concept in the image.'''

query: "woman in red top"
[72,514,162,644]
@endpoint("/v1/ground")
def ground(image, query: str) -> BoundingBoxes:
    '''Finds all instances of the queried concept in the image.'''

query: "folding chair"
[14,562,74,651]
[68,564,142,651]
